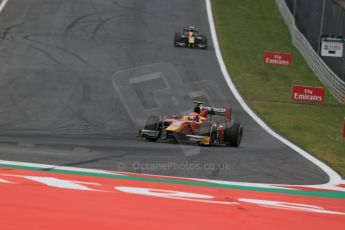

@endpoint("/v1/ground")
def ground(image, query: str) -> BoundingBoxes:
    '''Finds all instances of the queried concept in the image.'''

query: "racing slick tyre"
[199,35,208,49]
[144,115,160,142]
[174,33,182,47]
[198,122,217,146]
[224,121,243,147]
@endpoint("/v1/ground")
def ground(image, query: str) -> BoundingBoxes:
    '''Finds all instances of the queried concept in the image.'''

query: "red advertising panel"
[264,51,292,66]
[291,85,325,102]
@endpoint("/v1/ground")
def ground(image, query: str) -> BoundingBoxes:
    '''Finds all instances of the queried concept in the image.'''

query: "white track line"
[0,159,293,190]
[0,0,9,13]
[205,0,342,186]
[1,159,344,191]
[0,159,123,176]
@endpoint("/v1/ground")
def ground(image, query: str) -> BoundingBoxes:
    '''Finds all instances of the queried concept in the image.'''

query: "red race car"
[138,101,243,147]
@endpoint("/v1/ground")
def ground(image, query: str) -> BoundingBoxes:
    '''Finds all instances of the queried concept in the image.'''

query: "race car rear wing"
[204,106,232,124]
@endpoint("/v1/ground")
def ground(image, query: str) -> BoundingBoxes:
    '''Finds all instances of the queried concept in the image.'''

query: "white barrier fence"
[275,0,345,103]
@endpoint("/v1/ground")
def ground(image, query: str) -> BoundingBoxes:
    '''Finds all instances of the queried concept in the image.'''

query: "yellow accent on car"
[200,136,211,145]
[166,125,181,132]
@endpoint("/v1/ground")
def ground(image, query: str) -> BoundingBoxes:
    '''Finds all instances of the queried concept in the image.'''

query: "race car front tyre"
[224,122,243,147]
[144,115,160,142]
[174,33,182,47]
[199,35,208,49]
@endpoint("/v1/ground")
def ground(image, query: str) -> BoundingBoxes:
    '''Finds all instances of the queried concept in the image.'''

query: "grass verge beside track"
[212,0,345,177]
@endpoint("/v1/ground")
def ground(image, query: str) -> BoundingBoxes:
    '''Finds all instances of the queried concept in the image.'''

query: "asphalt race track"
[0,0,329,184]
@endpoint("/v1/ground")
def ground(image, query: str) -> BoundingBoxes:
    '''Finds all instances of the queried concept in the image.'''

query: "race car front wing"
[138,129,212,145]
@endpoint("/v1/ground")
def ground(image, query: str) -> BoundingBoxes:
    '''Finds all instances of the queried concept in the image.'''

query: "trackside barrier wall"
[276,0,345,103]
[285,0,345,79]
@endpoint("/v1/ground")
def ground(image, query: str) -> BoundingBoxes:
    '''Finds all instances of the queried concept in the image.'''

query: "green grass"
[212,0,345,177]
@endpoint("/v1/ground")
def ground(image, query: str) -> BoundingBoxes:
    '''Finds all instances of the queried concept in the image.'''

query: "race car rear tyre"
[144,115,160,142]
[224,122,243,147]
[198,122,216,146]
